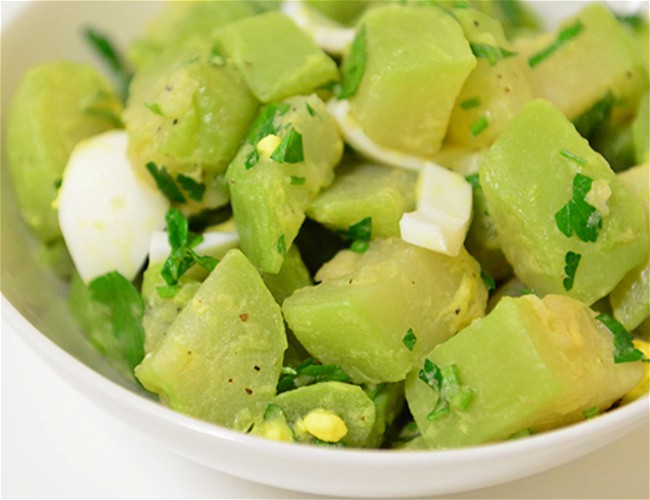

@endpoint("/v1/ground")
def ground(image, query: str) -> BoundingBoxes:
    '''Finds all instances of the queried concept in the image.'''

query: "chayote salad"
[6,0,650,450]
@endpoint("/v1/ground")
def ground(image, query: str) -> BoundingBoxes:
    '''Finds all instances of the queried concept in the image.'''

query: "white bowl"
[2,1,649,498]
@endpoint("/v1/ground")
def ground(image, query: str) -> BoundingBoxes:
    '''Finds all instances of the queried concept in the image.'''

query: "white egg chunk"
[148,225,240,266]
[400,163,472,256]
[327,99,431,171]
[58,130,169,283]
[281,0,355,56]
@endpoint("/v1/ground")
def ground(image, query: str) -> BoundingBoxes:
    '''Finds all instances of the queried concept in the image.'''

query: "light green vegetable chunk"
[348,4,476,157]
[7,61,122,243]
[135,249,287,431]
[305,0,369,26]
[480,99,648,305]
[446,9,536,149]
[406,295,644,449]
[307,163,416,238]
[522,3,648,126]
[123,44,260,199]
[262,246,313,305]
[632,91,649,164]
[271,381,376,447]
[283,238,488,384]
[226,94,343,273]
[215,11,339,102]
[610,164,649,331]
[364,382,405,448]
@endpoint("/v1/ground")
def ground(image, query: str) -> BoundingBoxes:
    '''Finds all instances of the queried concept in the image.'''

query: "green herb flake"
[277,358,351,394]
[245,149,260,170]
[596,313,646,364]
[562,250,581,291]
[402,328,417,351]
[583,406,600,419]
[305,102,317,117]
[469,115,489,137]
[480,269,496,291]
[419,360,475,421]
[247,103,291,145]
[54,178,63,190]
[616,13,644,31]
[83,26,132,102]
[157,208,219,298]
[555,173,602,243]
[270,127,304,164]
[144,102,163,116]
[276,234,287,256]
[470,43,517,66]
[176,174,206,202]
[347,217,372,253]
[465,173,480,189]
[572,90,615,138]
[529,20,585,68]
[290,176,306,186]
[460,96,481,110]
[145,162,187,203]
[209,46,225,67]
[559,149,588,167]
[338,24,367,99]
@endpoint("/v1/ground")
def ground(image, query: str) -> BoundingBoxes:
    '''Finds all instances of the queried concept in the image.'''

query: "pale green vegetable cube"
[348,4,476,157]
[283,238,488,384]
[215,11,339,102]
[479,99,648,304]
[406,295,644,449]
[307,163,416,238]
[135,249,287,431]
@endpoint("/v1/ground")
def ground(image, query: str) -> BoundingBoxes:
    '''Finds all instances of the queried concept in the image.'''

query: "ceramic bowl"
[2,1,648,497]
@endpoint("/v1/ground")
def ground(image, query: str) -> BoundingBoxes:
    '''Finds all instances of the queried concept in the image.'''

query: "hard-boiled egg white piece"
[282,0,355,55]
[58,130,169,283]
[399,163,472,256]
[327,99,432,172]
[148,223,240,266]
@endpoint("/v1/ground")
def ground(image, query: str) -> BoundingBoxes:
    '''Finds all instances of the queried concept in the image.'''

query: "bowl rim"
[3,290,648,466]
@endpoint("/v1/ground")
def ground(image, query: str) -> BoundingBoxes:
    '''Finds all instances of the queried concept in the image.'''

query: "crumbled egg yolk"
[299,408,348,443]
[585,179,612,217]
[620,339,649,405]
[257,134,283,158]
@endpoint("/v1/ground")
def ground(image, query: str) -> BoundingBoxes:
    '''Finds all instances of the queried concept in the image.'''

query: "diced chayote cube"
[348,4,476,157]
[405,295,644,449]
[283,238,488,384]
[307,163,416,238]
[215,11,339,102]
[226,94,343,273]
[479,99,648,304]
[135,249,287,431]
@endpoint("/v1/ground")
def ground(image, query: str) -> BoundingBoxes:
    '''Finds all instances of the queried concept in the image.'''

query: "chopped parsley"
[480,270,496,291]
[469,115,489,137]
[562,251,581,291]
[347,217,372,253]
[596,313,646,364]
[270,127,304,164]
[555,173,602,243]
[277,358,352,394]
[559,149,588,167]
[305,102,317,117]
[247,103,290,145]
[460,96,481,110]
[157,208,219,297]
[528,20,584,68]
[83,26,132,102]
[290,176,306,186]
[402,328,417,351]
[470,43,517,66]
[276,234,287,256]
[418,360,475,421]
[245,149,260,170]
[338,25,367,99]
[144,102,163,116]
[583,406,600,419]
[145,162,206,204]
[465,173,480,188]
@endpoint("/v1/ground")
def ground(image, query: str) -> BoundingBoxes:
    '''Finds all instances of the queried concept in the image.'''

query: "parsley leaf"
[465,173,481,188]
[146,162,187,203]
[277,358,352,394]
[418,360,475,421]
[157,208,219,297]
[276,234,287,256]
[403,328,417,351]
[245,149,260,170]
[596,313,646,364]
[528,20,584,68]
[583,406,600,419]
[555,173,602,243]
[559,149,588,167]
[144,102,163,116]
[470,43,517,66]
[572,90,615,138]
[83,27,132,103]
[270,127,304,164]
[469,115,489,137]
[460,96,481,110]
[480,270,496,291]
[338,25,367,99]
[247,103,290,145]
[562,250,581,291]
[176,174,206,202]
[346,217,372,253]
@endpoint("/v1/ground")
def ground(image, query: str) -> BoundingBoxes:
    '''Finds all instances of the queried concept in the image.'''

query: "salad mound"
[6,0,649,450]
